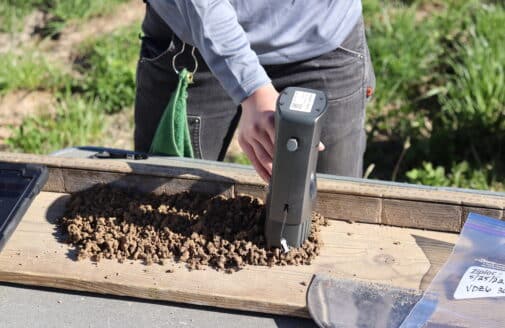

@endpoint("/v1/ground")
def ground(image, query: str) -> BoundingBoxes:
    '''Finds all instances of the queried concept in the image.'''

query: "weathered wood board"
[0,192,459,317]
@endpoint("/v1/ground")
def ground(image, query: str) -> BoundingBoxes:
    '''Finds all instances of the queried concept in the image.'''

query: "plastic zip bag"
[307,274,422,328]
[401,213,505,327]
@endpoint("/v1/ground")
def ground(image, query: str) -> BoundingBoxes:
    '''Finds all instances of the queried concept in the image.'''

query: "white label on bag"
[290,91,315,113]
[454,266,505,299]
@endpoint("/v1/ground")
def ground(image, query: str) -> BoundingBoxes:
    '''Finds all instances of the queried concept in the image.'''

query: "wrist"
[241,83,278,111]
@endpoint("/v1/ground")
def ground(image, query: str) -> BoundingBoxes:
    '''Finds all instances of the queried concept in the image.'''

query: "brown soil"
[0,11,46,55]
[57,185,328,273]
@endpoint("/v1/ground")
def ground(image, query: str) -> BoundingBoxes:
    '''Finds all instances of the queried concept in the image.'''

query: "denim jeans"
[135,4,375,177]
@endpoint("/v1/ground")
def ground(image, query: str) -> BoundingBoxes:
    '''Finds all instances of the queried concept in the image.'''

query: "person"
[135,0,375,182]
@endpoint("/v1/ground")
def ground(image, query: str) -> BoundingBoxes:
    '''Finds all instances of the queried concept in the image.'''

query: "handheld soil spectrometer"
[265,87,327,249]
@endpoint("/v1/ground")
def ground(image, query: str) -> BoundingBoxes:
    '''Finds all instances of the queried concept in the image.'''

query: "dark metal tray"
[0,162,48,251]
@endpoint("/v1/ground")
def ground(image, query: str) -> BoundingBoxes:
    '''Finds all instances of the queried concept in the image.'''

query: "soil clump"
[57,185,328,272]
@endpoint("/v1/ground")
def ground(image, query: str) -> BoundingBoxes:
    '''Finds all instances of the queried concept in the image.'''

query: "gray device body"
[265,87,327,248]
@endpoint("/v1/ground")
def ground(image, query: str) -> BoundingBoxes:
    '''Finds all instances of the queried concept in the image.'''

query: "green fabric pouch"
[149,68,194,158]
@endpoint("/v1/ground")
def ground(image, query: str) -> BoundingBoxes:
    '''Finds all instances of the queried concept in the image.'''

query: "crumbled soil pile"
[57,185,328,272]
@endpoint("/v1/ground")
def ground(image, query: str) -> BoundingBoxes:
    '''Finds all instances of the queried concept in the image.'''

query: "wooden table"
[1,152,503,317]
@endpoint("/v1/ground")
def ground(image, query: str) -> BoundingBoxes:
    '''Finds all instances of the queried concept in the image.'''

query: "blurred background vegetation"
[0,0,503,191]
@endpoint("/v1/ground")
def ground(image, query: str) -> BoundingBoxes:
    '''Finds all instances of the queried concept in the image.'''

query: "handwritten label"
[454,266,505,299]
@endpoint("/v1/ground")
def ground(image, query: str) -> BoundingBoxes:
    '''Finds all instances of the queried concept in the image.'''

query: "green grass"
[363,0,505,190]
[225,153,251,165]
[50,0,129,22]
[73,25,139,114]
[4,24,139,154]
[406,161,503,191]
[425,1,505,185]
[0,0,129,34]
[0,0,45,33]
[4,25,139,154]
[6,93,105,154]
[439,7,505,133]
[0,52,68,94]
[42,0,131,36]
[364,0,442,140]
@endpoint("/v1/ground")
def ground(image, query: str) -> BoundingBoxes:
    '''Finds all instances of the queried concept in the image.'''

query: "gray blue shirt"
[148,0,362,104]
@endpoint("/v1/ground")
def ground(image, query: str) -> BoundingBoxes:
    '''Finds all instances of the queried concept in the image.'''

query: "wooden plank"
[235,187,382,224]
[0,192,459,317]
[0,152,242,185]
[382,199,462,232]
[235,184,268,200]
[315,192,381,224]
[44,168,65,191]
[62,169,234,197]
[1,152,504,210]
[317,176,505,209]
[461,207,504,229]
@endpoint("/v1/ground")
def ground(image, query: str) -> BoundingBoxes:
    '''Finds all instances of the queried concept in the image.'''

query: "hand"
[238,84,278,182]
[238,84,326,182]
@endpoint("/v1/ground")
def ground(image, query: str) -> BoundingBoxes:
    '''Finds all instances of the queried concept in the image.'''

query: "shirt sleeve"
[155,0,271,104]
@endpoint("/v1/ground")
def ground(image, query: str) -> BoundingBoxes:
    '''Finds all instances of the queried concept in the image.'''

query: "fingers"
[250,117,274,178]
[251,139,272,176]
[250,113,274,156]
[238,84,279,182]
[253,129,274,158]
[239,137,271,183]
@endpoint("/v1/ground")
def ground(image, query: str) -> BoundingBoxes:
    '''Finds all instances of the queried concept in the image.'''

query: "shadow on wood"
[412,234,455,290]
